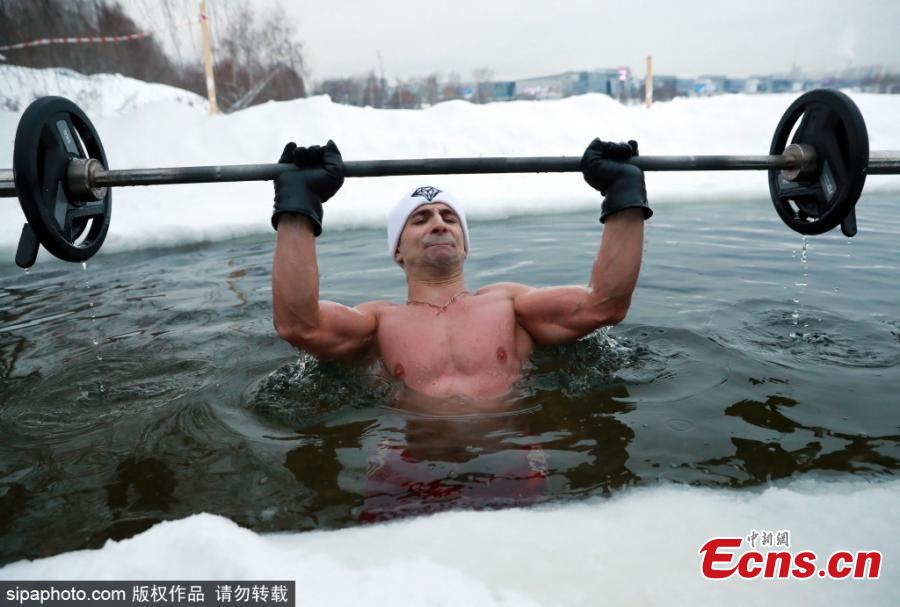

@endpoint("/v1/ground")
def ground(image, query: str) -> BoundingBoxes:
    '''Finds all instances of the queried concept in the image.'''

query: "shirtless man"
[271,139,651,401]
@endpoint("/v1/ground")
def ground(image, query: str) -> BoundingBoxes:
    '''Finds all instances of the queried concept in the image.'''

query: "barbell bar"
[3,150,900,196]
[3,89,900,269]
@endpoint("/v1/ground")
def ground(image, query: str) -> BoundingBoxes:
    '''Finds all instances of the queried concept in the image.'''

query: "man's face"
[394,203,466,270]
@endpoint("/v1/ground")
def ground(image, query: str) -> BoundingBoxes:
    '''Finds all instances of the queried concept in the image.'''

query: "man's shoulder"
[475,282,533,298]
[355,299,399,316]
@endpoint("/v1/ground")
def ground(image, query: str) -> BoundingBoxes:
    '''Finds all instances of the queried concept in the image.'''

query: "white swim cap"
[386,186,470,263]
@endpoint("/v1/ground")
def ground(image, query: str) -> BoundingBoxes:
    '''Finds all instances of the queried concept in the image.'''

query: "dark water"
[1,194,899,564]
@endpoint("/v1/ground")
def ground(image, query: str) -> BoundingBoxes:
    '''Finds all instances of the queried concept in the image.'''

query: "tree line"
[0,0,503,111]
[0,0,306,112]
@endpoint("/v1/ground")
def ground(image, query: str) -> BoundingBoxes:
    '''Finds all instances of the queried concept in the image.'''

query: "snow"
[2,480,897,606]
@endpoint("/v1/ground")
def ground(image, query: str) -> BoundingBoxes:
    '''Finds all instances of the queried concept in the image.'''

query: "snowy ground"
[2,480,898,606]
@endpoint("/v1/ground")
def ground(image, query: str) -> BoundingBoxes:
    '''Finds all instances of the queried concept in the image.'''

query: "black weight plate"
[13,96,112,263]
[769,89,868,235]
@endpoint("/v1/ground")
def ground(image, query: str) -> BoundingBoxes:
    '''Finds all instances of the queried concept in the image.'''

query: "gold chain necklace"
[406,289,469,314]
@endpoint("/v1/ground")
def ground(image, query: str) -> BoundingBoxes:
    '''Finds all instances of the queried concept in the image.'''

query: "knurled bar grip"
[2,151,899,197]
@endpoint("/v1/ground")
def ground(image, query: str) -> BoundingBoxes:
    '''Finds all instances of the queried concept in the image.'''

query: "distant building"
[723,78,746,94]
[695,75,728,95]
[840,65,886,80]
[675,79,695,97]
[314,62,898,110]
[512,68,632,100]
[575,69,622,96]
[744,77,765,93]
[490,81,516,101]
[514,72,580,99]
[771,78,795,93]
[649,75,678,101]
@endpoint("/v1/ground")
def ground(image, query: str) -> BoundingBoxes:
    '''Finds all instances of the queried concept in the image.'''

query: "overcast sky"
[272,0,899,82]
[133,0,900,83]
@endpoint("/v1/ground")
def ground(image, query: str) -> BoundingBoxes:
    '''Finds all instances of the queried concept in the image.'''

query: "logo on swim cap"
[411,186,443,202]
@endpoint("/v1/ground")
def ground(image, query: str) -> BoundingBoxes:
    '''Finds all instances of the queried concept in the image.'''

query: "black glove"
[272,140,344,234]
[581,138,652,223]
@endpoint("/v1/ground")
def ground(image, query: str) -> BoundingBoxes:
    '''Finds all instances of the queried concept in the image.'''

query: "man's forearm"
[272,214,321,336]
[588,208,645,313]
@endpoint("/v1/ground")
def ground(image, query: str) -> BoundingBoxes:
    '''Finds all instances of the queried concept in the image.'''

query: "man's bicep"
[293,300,379,360]
[321,300,378,337]
[514,285,615,345]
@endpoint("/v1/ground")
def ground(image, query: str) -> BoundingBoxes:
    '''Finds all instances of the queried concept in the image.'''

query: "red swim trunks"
[359,439,549,523]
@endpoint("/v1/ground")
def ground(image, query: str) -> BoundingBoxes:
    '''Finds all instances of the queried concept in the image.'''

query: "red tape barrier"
[0,32,151,52]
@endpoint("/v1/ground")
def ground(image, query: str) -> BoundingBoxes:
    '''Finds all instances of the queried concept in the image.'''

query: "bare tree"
[423,72,440,106]
[0,0,311,111]
[362,71,385,107]
[441,71,462,100]
[388,78,420,109]
[472,67,494,104]
[319,77,366,106]
[0,0,188,97]
[210,1,307,112]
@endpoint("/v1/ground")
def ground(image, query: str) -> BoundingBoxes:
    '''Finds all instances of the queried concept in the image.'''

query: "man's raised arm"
[512,139,652,345]
[271,142,377,360]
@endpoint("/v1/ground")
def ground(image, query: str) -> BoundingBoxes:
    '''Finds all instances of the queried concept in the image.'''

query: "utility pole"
[199,0,218,114]
[645,55,653,108]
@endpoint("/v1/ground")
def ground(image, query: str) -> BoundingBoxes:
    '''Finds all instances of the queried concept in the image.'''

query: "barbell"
[2,89,899,268]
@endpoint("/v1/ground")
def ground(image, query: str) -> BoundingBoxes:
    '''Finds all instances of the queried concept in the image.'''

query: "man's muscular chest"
[375,295,530,382]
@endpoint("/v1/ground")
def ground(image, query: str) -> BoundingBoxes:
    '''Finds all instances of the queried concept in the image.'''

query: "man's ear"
[394,250,404,266]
